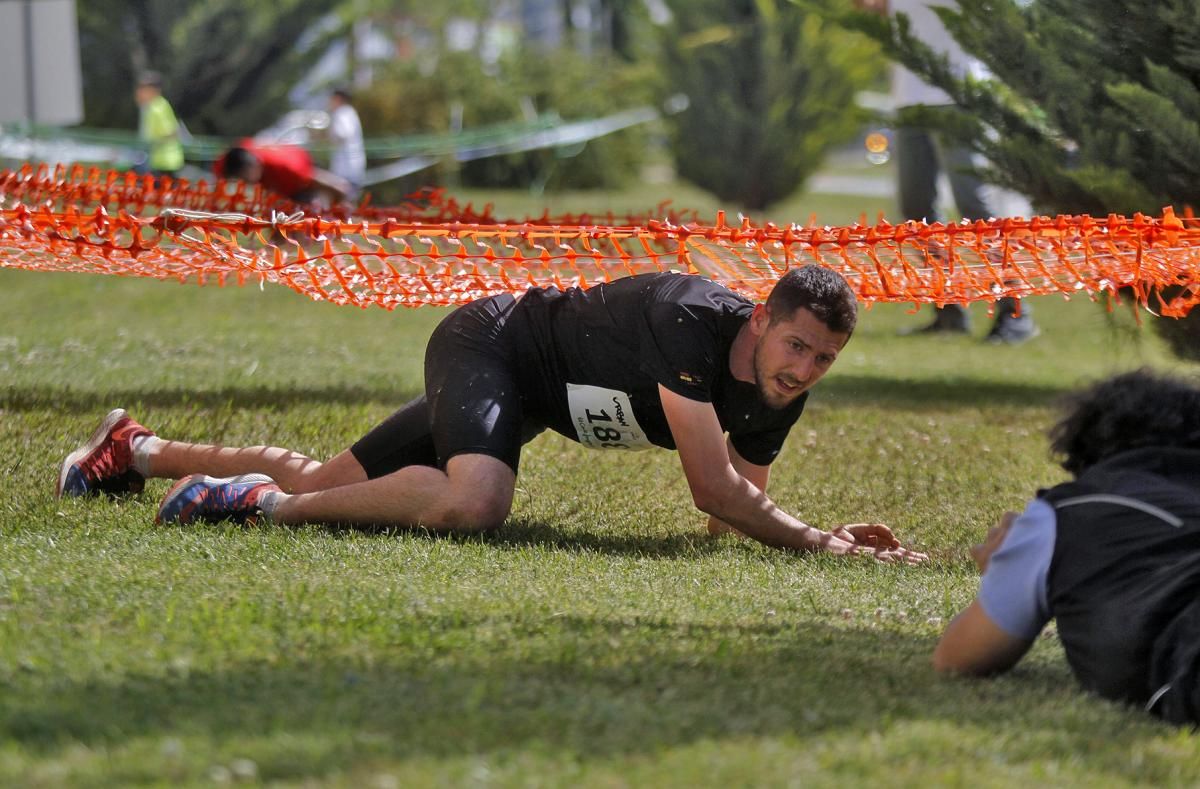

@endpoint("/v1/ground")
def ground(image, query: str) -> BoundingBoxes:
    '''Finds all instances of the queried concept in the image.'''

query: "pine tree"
[821,0,1200,357]
[661,0,883,211]
[78,0,343,135]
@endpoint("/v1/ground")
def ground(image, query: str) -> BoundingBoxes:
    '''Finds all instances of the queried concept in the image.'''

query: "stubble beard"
[752,341,796,411]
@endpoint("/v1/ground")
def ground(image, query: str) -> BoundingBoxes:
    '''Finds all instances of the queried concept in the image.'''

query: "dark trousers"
[896,124,992,223]
[897,123,994,326]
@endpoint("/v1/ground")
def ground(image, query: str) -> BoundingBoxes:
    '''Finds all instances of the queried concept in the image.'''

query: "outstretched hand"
[830,523,928,565]
[970,511,1018,573]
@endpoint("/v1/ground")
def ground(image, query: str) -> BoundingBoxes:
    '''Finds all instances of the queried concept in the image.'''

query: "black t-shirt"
[509,272,806,465]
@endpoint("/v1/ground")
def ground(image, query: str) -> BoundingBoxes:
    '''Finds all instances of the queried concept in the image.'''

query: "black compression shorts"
[349,293,544,478]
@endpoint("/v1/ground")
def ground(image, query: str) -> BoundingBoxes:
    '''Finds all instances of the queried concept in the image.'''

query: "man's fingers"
[868,547,929,565]
[838,523,901,550]
[829,525,924,562]
[838,528,878,546]
[859,523,901,549]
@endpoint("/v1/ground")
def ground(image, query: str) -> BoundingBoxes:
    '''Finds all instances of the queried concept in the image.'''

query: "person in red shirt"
[215,139,352,204]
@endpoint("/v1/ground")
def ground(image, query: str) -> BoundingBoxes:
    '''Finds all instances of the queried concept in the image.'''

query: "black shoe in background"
[985,298,1040,345]
[901,304,972,335]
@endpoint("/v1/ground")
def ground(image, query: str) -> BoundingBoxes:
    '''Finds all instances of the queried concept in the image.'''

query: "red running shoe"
[57,409,154,498]
[155,474,281,526]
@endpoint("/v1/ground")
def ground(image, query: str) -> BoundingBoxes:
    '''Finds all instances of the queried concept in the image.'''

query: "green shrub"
[659,0,883,211]
[462,51,660,192]
[78,0,342,136]
[355,48,657,198]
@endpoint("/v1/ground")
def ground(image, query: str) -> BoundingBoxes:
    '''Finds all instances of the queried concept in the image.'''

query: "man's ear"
[750,303,770,336]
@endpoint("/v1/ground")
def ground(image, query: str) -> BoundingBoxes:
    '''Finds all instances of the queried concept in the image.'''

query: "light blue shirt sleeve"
[977,498,1056,640]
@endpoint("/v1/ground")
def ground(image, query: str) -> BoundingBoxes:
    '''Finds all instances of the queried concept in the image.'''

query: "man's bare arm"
[706,439,769,537]
[933,600,1035,675]
[660,385,923,562]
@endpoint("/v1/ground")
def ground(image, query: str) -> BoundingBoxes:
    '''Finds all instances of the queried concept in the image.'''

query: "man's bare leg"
[270,453,515,532]
[143,441,366,493]
[57,409,347,499]
[60,410,517,532]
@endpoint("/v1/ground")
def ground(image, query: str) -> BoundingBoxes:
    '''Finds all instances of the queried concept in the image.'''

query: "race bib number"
[567,384,654,451]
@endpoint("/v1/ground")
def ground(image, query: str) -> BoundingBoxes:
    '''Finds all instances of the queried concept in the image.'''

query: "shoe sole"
[56,408,128,498]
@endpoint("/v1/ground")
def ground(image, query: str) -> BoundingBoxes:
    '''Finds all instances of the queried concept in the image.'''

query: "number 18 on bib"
[566,384,654,451]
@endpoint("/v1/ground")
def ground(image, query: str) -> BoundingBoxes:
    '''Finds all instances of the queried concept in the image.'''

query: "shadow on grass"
[457,518,728,560]
[0,385,419,414]
[817,373,1071,409]
[0,615,1172,778]
[259,518,729,561]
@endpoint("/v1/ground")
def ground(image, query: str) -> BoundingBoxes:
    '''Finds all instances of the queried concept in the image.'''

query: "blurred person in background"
[858,0,1038,343]
[215,139,352,206]
[327,87,366,201]
[135,71,184,178]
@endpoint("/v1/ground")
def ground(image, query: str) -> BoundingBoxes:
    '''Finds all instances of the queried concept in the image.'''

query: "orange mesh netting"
[1,164,1198,316]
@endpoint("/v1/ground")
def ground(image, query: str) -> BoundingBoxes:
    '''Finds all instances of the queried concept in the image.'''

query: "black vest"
[1042,447,1200,723]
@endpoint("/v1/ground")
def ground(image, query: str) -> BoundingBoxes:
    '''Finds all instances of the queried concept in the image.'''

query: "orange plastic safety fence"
[1,163,1198,316]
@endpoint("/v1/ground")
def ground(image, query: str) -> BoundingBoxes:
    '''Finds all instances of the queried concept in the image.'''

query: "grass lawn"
[2,180,1199,787]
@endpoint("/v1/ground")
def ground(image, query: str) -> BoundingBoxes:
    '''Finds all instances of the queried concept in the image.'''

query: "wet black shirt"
[509,272,807,465]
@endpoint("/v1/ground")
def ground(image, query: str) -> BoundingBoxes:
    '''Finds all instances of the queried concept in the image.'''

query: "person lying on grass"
[934,369,1200,724]
[57,266,925,564]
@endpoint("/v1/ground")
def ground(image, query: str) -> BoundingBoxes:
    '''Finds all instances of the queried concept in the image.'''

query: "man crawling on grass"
[56,266,926,564]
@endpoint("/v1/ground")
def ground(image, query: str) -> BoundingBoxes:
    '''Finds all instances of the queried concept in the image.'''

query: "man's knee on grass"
[429,454,516,532]
[428,493,512,532]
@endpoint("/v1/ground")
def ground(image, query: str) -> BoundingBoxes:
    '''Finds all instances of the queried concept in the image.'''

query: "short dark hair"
[138,71,163,89]
[765,265,858,335]
[221,146,258,180]
[332,87,353,103]
[1049,368,1200,475]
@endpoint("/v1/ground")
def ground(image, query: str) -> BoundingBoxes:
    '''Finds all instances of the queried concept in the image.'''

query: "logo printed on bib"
[567,384,654,451]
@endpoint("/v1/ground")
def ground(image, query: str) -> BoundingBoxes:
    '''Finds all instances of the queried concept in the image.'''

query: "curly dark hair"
[1049,369,1200,475]
[765,265,858,335]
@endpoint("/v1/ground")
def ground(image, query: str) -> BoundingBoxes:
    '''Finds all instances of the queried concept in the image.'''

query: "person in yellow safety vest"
[135,71,184,177]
